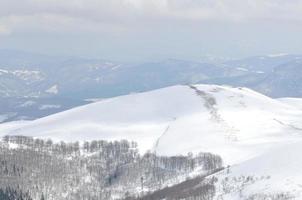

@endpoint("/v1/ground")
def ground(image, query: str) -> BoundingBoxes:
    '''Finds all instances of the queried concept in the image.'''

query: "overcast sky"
[1,0,302,61]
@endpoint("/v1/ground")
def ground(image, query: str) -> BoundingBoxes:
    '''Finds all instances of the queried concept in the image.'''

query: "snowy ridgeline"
[4,84,302,165]
[0,135,223,200]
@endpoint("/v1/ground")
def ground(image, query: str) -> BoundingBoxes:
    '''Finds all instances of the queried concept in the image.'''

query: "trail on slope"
[153,118,176,153]
[189,85,239,142]
[273,118,302,131]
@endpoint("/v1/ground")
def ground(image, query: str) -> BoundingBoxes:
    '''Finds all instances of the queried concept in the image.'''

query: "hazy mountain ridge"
[1,50,302,122]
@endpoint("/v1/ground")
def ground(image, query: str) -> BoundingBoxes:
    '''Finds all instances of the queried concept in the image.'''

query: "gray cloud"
[1,0,302,34]
[1,0,302,61]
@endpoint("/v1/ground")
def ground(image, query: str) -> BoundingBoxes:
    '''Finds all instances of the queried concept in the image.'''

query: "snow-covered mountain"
[2,84,302,163]
[2,84,302,198]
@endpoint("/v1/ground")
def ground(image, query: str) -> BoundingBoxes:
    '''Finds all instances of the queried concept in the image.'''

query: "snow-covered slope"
[1,85,204,152]
[278,97,302,110]
[212,140,302,199]
[1,84,302,166]
[154,85,302,164]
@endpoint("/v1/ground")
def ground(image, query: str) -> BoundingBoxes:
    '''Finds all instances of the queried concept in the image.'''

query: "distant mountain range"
[0,49,301,122]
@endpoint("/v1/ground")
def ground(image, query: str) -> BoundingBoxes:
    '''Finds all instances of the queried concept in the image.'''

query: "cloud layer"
[1,0,302,34]
[1,0,302,61]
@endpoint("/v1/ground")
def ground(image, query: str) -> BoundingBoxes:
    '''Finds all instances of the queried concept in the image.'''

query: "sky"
[1,0,302,61]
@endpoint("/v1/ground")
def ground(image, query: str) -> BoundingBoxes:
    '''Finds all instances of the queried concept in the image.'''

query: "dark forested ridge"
[0,135,223,200]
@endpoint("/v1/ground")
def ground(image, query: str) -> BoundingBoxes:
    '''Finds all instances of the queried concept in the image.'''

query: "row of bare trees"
[0,135,223,200]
